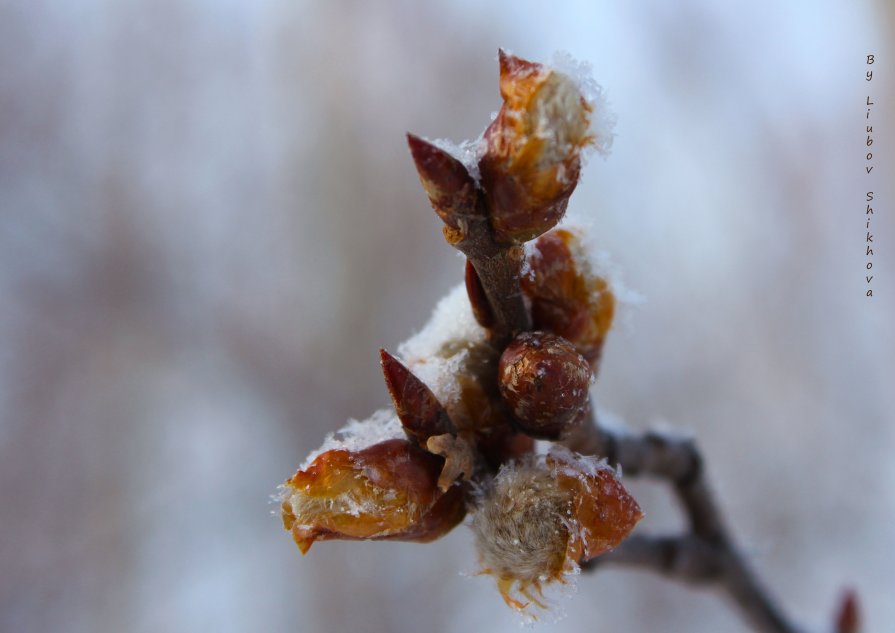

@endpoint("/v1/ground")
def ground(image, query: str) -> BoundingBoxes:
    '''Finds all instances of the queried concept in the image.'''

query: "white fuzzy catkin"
[550,51,616,157]
[473,458,573,583]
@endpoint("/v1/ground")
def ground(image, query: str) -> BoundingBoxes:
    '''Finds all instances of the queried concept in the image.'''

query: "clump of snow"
[429,135,486,185]
[301,408,404,469]
[592,405,631,435]
[547,445,612,480]
[549,52,616,158]
[398,283,487,406]
[567,225,642,306]
[297,285,485,473]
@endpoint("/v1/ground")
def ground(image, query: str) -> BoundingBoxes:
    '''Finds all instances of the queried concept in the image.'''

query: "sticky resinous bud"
[479,51,594,244]
[279,412,466,554]
[498,331,591,440]
[521,228,615,371]
[473,448,642,612]
[380,348,475,491]
[407,134,483,245]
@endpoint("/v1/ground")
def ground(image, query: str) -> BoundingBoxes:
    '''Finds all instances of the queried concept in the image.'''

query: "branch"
[452,212,531,346]
[567,415,807,633]
[406,134,531,347]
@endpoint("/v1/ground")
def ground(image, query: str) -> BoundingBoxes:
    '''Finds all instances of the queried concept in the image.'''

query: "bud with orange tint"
[473,448,641,611]
[521,228,615,370]
[478,51,594,244]
[280,434,465,554]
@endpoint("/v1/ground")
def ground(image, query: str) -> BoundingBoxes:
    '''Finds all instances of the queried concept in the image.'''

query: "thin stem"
[452,214,531,347]
[568,409,804,633]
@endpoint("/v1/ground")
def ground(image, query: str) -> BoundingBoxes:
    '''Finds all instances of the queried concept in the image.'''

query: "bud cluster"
[277,51,639,616]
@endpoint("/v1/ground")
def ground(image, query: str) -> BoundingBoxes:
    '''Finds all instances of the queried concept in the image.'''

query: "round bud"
[498,331,591,439]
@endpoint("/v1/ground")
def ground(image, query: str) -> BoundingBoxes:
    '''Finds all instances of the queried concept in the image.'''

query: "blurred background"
[1,1,893,632]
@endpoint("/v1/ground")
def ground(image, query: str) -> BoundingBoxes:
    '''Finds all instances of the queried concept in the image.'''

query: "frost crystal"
[429,136,486,185]
[301,408,404,469]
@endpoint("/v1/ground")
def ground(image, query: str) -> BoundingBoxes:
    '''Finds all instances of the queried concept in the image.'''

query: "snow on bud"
[407,133,483,244]
[498,331,591,440]
[479,50,595,244]
[380,348,456,447]
[473,448,642,612]
[380,348,475,491]
[521,228,615,371]
[280,438,465,554]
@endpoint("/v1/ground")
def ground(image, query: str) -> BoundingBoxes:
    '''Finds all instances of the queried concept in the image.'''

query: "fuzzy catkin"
[473,463,573,581]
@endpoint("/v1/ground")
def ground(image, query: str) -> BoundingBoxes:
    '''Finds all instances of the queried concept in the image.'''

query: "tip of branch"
[834,588,860,633]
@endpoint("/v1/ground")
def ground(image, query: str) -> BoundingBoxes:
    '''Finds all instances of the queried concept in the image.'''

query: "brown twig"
[406,134,531,347]
[567,414,806,633]
[451,213,531,347]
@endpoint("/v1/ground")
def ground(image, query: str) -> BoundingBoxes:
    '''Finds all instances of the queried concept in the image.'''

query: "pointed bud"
[280,438,465,554]
[407,133,482,231]
[498,331,592,439]
[473,448,642,611]
[465,259,495,328]
[835,589,860,633]
[380,349,456,445]
[479,51,594,244]
[521,228,615,370]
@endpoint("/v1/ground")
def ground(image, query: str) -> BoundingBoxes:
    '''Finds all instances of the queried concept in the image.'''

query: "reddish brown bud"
[474,448,642,611]
[380,348,455,445]
[479,51,593,244]
[521,228,615,370]
[835,589,860,633]
[407,133,482,231]
[498,331,591,439]
[280,439,465,554]
[464,259,495,328]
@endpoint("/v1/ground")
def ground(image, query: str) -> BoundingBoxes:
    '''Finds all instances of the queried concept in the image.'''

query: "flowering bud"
[280,438,465,554]
[521,228,615,370]
[498,331,591,439]
[473,449,642,611]
[479,51,594,244]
